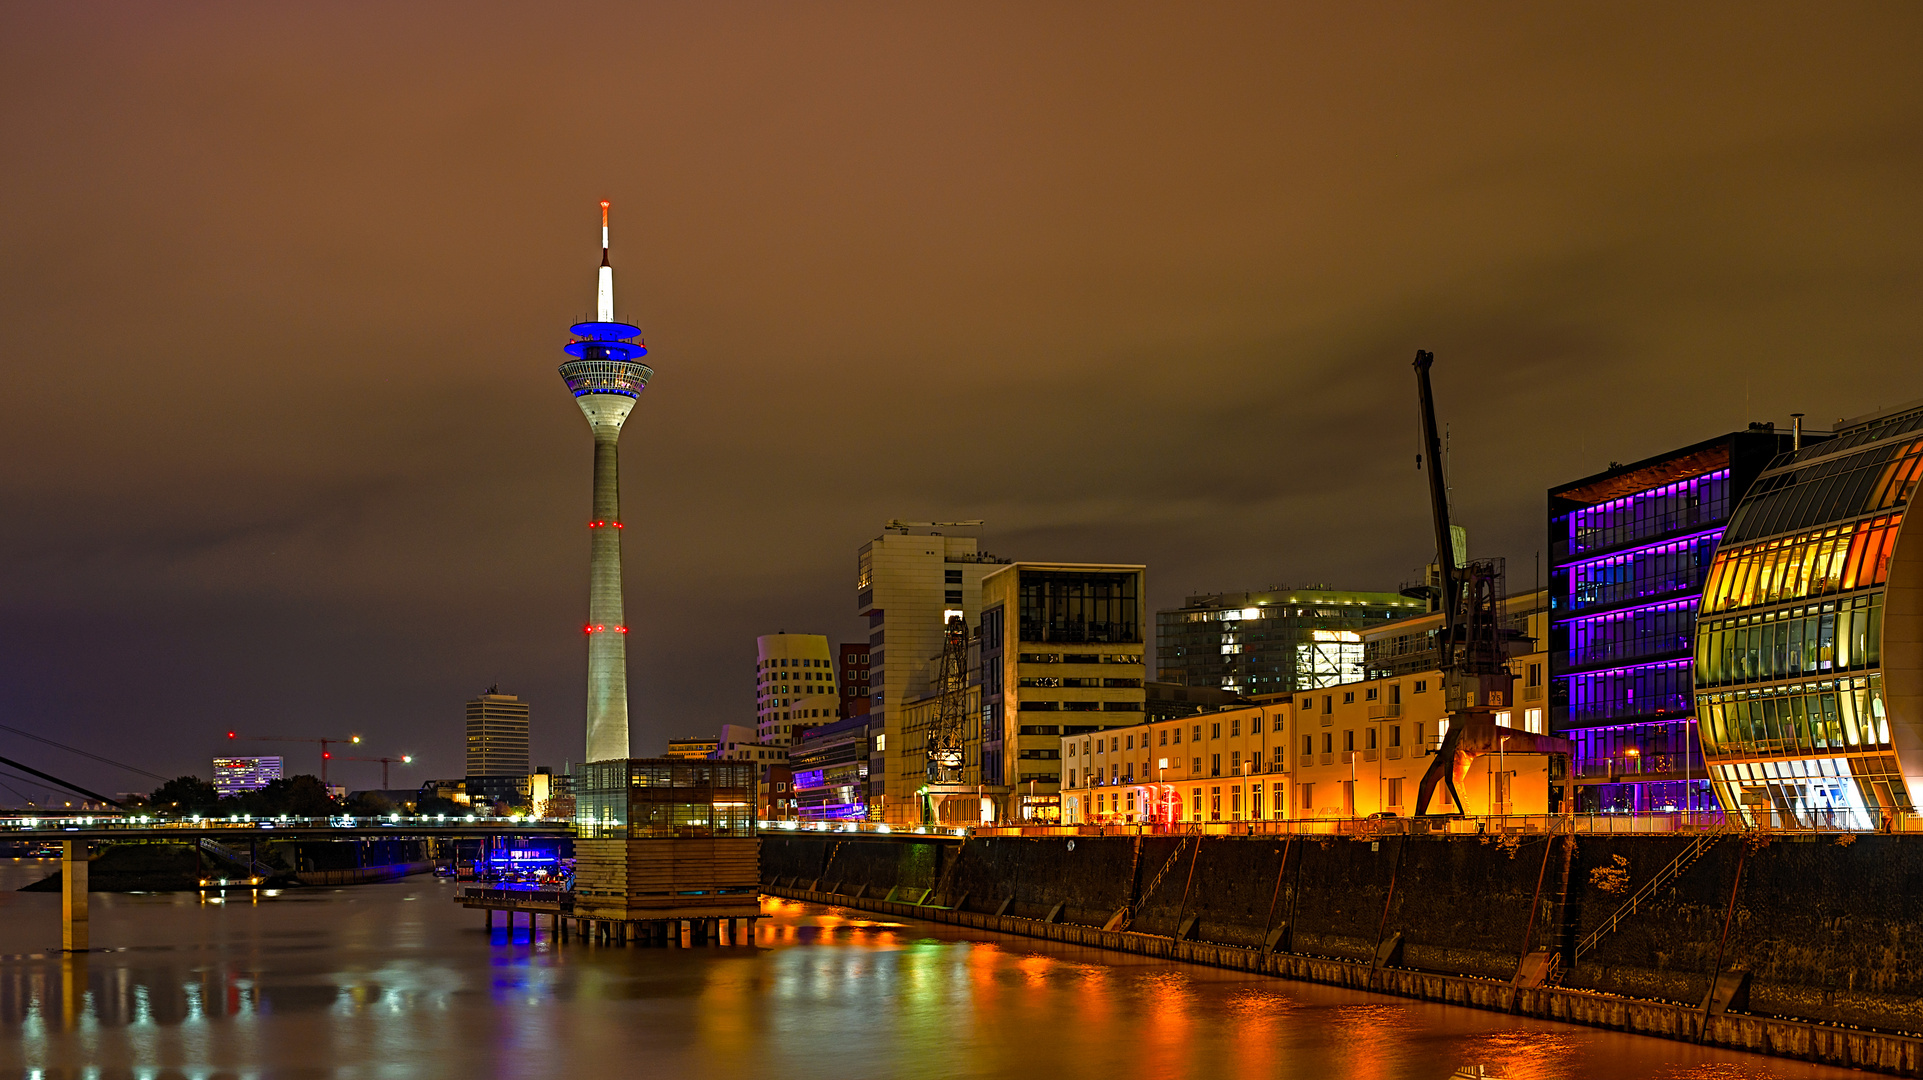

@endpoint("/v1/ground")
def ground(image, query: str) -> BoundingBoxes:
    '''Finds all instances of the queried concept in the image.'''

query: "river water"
[0,858,1863,1079]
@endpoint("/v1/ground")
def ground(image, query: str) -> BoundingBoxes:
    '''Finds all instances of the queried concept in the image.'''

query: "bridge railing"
[0,813,575,833]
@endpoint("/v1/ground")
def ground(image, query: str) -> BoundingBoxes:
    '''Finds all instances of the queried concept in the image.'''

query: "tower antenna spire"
[559,201,651,763]
[597,200,614,320]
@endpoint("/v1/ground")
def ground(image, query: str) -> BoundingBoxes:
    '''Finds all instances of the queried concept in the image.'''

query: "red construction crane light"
[225,733,361,785]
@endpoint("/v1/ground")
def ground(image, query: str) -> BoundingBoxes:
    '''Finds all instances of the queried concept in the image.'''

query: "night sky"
[2,4,1919,797]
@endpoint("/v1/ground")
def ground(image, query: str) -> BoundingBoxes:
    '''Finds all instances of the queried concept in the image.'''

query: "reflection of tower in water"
[558,202,652,762]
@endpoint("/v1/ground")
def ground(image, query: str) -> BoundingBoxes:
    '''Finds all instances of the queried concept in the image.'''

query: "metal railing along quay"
[764,810,1923,840]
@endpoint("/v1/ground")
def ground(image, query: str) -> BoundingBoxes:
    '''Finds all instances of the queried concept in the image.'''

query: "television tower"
[559,201,652,762]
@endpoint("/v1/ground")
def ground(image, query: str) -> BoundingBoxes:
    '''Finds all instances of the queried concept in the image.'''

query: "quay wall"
[761,832,1923,1072]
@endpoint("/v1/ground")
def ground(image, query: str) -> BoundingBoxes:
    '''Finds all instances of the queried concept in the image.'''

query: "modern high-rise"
[980,561,1149,823]
[755,633,838,745]
[466,688,531,806]
[558,201,651,763]
[1157,587,1425,696]
[856,526,1010,820]
[1694,401,1923,828]
[1548,425,1801,813]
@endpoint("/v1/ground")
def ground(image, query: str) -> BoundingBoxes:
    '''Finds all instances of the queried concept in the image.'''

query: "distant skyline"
[1,3,1919,793]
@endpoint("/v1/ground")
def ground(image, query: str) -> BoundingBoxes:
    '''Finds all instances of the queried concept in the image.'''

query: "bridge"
[10,817,572,951]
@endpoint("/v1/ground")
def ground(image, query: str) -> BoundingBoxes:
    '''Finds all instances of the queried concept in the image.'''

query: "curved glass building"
[1694,403,1923,827]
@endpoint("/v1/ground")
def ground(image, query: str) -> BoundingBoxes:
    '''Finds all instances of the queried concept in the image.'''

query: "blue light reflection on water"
[0,860,1861,1079]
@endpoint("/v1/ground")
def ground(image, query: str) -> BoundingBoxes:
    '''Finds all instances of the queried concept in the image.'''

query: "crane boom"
[1412,349,1459,666]
[226,733,361,785]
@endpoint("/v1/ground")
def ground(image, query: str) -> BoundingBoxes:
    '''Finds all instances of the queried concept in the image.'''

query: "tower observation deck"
[560,201,653,763]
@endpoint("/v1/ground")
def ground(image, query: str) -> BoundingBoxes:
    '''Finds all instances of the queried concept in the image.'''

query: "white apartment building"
[857,526,1011,822]
[756,633,838,746]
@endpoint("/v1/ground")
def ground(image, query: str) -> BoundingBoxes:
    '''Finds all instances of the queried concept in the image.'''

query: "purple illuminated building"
[1548,425,1809,813]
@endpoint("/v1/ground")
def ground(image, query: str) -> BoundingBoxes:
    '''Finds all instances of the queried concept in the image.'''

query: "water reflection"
[0,864,1865,1078]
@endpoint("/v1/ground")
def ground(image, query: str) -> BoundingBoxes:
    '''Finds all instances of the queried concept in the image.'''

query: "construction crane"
[343,754,414,789]
[225,732,360,785]
[926,614,971,786]
[1409,351,1566,816]
[885,519,984,533]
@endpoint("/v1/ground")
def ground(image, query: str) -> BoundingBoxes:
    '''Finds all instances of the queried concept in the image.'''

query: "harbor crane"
[1409,350,1570,817]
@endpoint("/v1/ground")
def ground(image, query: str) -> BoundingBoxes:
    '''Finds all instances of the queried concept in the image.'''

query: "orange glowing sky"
[1,3,1919,789]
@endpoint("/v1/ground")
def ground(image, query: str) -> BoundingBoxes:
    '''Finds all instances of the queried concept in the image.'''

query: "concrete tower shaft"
[560,201,652,763]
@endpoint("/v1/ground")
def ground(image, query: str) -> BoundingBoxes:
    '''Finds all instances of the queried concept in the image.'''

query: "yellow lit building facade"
[1694,403,1923,827]
[1058,589,1557,823]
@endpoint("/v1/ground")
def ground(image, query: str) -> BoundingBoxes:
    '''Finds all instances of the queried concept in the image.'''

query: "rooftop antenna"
[597,200,614,321]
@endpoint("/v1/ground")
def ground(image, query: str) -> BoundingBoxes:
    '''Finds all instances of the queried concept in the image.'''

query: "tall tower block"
[559,201,652,762]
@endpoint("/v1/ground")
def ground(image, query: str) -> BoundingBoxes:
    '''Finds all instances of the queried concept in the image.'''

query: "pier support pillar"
[61,840,88,952]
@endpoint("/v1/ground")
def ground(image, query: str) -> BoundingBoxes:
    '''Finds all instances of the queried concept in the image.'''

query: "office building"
[791,713,875,821]
[755,633,838,745]
[212,756,282,797]
[467,688,531,780]
[1549,426,1802,813]
[838,641,872,718]
[1066,589,1560,826]
[979,562,1148,823]
[1145,681,1249,723]
[1695,401,1923,827]
[664,737,719,760]
[1157,587,1425,696]
[856,525,1010,820]
[557,202,652,763]
[1060,704,1285,824]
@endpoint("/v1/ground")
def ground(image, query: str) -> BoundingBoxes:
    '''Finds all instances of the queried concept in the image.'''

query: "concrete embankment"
[761,831,1923,1076]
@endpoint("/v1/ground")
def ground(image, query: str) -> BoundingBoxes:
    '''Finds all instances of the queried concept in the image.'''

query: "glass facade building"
[1694,403,1923,827]
[571,758,758,839]
[1549,428,1799,813]
[1157,588,1424,697]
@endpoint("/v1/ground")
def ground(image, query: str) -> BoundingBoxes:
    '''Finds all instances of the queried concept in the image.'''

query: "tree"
[150,775,221,816]
[346,791,393,816]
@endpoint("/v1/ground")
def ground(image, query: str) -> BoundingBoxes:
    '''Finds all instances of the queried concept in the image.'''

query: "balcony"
[1522,684,1543,702]
[1386,746,1403,760]
[1368,703,1402,719]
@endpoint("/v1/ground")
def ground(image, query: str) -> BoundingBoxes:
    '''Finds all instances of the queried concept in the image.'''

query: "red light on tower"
[322,751,331,759]
[227,731,236,739]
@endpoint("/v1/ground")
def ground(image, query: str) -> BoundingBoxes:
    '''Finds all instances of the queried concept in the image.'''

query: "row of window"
[1556,470,1730,561]
[1076,778,1437,822]
[1725,439,1922,544]
[1018,677,1141,688]
[1018,653,1142,665]
[1698,675,1889,759]
[1560,534,1717,613]
[1694,595,1883,688]
[1560,599,1697,670]
[1562,659,1693,726]
[1017,701,1142,712]
[1700,513,1903,615]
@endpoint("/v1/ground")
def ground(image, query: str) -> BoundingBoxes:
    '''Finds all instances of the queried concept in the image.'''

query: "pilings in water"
[62,840,88,952]
[481,909,756,948]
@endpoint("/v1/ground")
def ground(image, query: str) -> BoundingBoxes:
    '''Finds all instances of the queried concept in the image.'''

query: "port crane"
[1408,350,1569,816]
